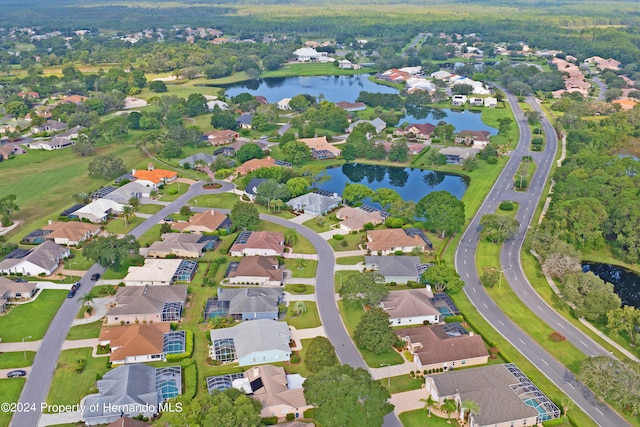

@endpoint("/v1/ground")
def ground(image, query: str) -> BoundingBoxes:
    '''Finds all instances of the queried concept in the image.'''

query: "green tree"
[304,336,338,373]
[371,188,401,211]
[304,365,392,427]
[285,177,310,197]
[291,300,307,316]
[342,183,375,205]
[481,268,500,288]
[421,265,464,294]
[561,272,621,323]
[0,194,20,226]
[236,143,265,163]
[148,80,167,93]
[421,396,438,417]
[285,228,298,248]
[121,205,136,231]
[250,114,268,131]
[83,235,140,271]
[354,307,396,354]
[388,141,409,162]
[607,305,640,345]
[255,179,290,207]
[87,154,127,180]
[388,199,416,221]
[79,292,96,307]
[461,156,478,171]
[480,213,520,243]
[282,140,312,165]
[5,100,29,117]
[578,356,640,416]
[339,272,388,306]
[461,400,480,423]
[497,117,513,134]
[185,93,207,116]
[441,399,458,423]
[230,201,259,231]
[416,191,465,238]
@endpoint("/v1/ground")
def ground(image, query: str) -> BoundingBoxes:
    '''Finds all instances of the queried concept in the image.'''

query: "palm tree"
[461,400,480,423]
[292,301,308,316]
[295,258,307,271]
[441,399,457,424]
[420,396,438,417]
[271,199,285,213]
[285,228,298,248]
[121,205,135,231]
[80,292,96,307]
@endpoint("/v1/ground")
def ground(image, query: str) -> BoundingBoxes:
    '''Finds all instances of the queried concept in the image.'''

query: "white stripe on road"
[537,305,544,311]
[541,359,549,366]
[557,322,565,329]
[472,287,477,293]
[483,303,488,309]
[580,340,588,347]
[519,338,525,345]
[596,408,604,416]
[466,273,469,278]
[567,382,575,389]
[498,320,505,326]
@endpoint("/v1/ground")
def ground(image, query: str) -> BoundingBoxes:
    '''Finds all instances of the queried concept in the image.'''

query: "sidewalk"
[290,326,326,350]
[284,292,316,302]
[38,411,83,427]
[283,277,316,285]
[334,250,367,258]
[334,264,363,271]
[283,252,319,260]
[318,228,349,240]
[0,340,41,352]
[369,356,415,380]
[288,213,316,225]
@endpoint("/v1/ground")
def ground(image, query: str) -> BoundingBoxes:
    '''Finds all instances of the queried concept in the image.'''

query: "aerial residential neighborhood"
[0,4,639,427]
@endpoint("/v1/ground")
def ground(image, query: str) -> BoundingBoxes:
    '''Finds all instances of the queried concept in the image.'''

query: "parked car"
[7,370,26,378]
[67,289,76,299]
[90,273,100,282]
[71,282,80,292]
[164,217,174,222]
[12,278,27,283]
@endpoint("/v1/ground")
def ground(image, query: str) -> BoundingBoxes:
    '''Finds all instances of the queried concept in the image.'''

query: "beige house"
[171,210,231,233]
[0,277,37,313]
[380,288,440,325]
[123,259,183,286]
[230,231,285,257]
[240,365,311,418]
[397,323,489,372]
[99,323,170,364]
[147,233,211,259]
[297,136,342,159]
[227,256,284,286]
[335,206,384,232]
[365,229,426,255]
[41,221,101,246]
[105,285,187,325]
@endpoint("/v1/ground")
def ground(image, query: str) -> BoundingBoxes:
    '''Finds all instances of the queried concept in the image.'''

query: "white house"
[123,259,184,286]
[293,47,329,62]
[277,98,292,110]
[74,198,124,223]
[451,95,467,106]
[0,240,70,276]
[229,231,285,257]
[209,320,291,366]
[484,97,498,107]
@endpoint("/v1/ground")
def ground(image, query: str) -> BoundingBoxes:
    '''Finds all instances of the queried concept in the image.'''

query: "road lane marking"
[557,322,565,329]
[596,408,604,416]
[541,359,549,365]
[537,305,543,311]
[464,259,467,265]
[567,382,575,389]
[498,320,505,326]
[580,340,588,347]
[519,338,525,344]
[483,303,488,309]
[466,273,469,278]
[472,287,477,293]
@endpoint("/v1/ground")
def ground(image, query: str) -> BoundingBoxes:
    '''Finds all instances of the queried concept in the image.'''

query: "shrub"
[262,416,278,425]
[75,358,86,373]
[531,145,542,151]
[363,222,375,231]
[394,250,404,256]
[532,137,543,145]
[499,200,514,211]
[333,234,344,240]
[165,330,194,362]
[486,156,498,164]
[423,370,427,375]
[549,331,566,343]
[444,315,464,323]
[286,413,296,421]
[183,362,198,400]
[292,284,307,293]
[410,370,415,377]
[290,352,301,364]
[515,178,528,189]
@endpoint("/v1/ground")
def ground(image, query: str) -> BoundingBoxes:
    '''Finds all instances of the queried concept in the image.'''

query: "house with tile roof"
[132,164,177,188]
[397,322,489,371]
[204,129,239,146]
[105,285,188,325]
[41,221,101,246]
[230,231,285,257]
[380,287,440,325]
[298,136,342,159]
[365,228,429,255]
[105,417,151,427]
[455,130,491,148]
[0,240,70,276]
[335,206,385,232]
[227,256,284,286]
[123,259,184,286]
[286,192,342,216]
[336,101,366,112]
[171,210,232,234]
[0,143,25,162]
[209,319,291,366]
[393,123,436,140]
[235,156,281,176]
[99,323,171,364]
[179,152,217,169]
[426,364,560,426]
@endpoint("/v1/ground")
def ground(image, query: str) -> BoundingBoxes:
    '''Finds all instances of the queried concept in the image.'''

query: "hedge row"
[166,330,194,362]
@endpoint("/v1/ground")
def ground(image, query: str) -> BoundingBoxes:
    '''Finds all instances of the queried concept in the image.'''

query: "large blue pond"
[221,75,496,133]
[318,163,468,209]
[583,263,640,308]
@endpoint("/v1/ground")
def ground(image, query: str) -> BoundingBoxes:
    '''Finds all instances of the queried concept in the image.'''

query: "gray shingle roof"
[0,240,68,273]
[108,285,187,317]
[209,319,290,360]
[286,192,341,214]
[217,287,282,315]
[365,256,421,279]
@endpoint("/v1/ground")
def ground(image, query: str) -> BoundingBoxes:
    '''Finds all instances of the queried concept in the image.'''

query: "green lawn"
[0,378,25,427]
[138,224,163,247]
[287,301,321,329]
[0,144,148,244]
[64,248,95,271]
[302,217,334,233]
[159,182,190,202]
[380,374,424,394]
[0,290,67,342]
[47,348,110,407]
[336,255,365,265]
[188,192,239,209]
[137,204,164,214]
[0,351,36,369]
[338,301,404,367]
[104,216,145,234]
[284,259,317,278]
[283,284,315,295]
[102,255,144,280]
[66,320,103,340]
[399,409,455,427]
[256,205,296,219]
[328,232,365,251]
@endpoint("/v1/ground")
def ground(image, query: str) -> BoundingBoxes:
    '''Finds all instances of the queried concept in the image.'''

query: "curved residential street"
[454,87,628,426]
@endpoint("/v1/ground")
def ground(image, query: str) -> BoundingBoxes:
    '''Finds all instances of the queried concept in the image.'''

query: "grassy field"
[0,378,25,427]
[158,182,190,202]
[0,290,67,342]
[0,351,36,369]
[302,217,335,233]
[380,374,424,394]
[64,248,95,271]
[328,232,365,251]
[284,259,318,278]
[399,409,456,427]
[283,284,315,295]
[338,300,404,367]
[104,216,145,235]
[336,255,365,265]
[137,203,164,214]
[47,348,109,407]
[66,320,103,340]
[137,224,163,247]
[188,192,238,209]
[287,301,321,329]
[0,145,148,244]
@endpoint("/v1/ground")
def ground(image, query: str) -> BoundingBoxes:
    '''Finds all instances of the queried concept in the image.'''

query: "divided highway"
[454,87,628,427]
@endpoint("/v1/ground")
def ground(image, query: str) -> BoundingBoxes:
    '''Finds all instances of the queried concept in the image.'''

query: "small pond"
[583,263,640,308]
[319,163,468,210]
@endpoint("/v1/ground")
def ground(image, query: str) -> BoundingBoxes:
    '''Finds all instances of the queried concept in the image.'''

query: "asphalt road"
[592,76,607,101]
[454,87,628,427]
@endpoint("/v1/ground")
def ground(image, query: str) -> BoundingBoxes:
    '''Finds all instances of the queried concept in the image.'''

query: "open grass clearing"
[379,374,424,394]
[0,378,25,427]
[188,192,238,209]
[158,182,190,202]
[47,348,109,407]
[328,232,365,252]
[0,351,36,369]
[283,284,314,295]
[66,320,103,341]
[284,259,317,278]
[137,224,163,247]
[103,216,145,235]
[336,255,365,265]
[286,301,321,329]
[0,290,67,342]
[399,409,457,427]
[338,300,404,367]
[64,248,95,271]
[136,204,164,214]
[302,217,334,233]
